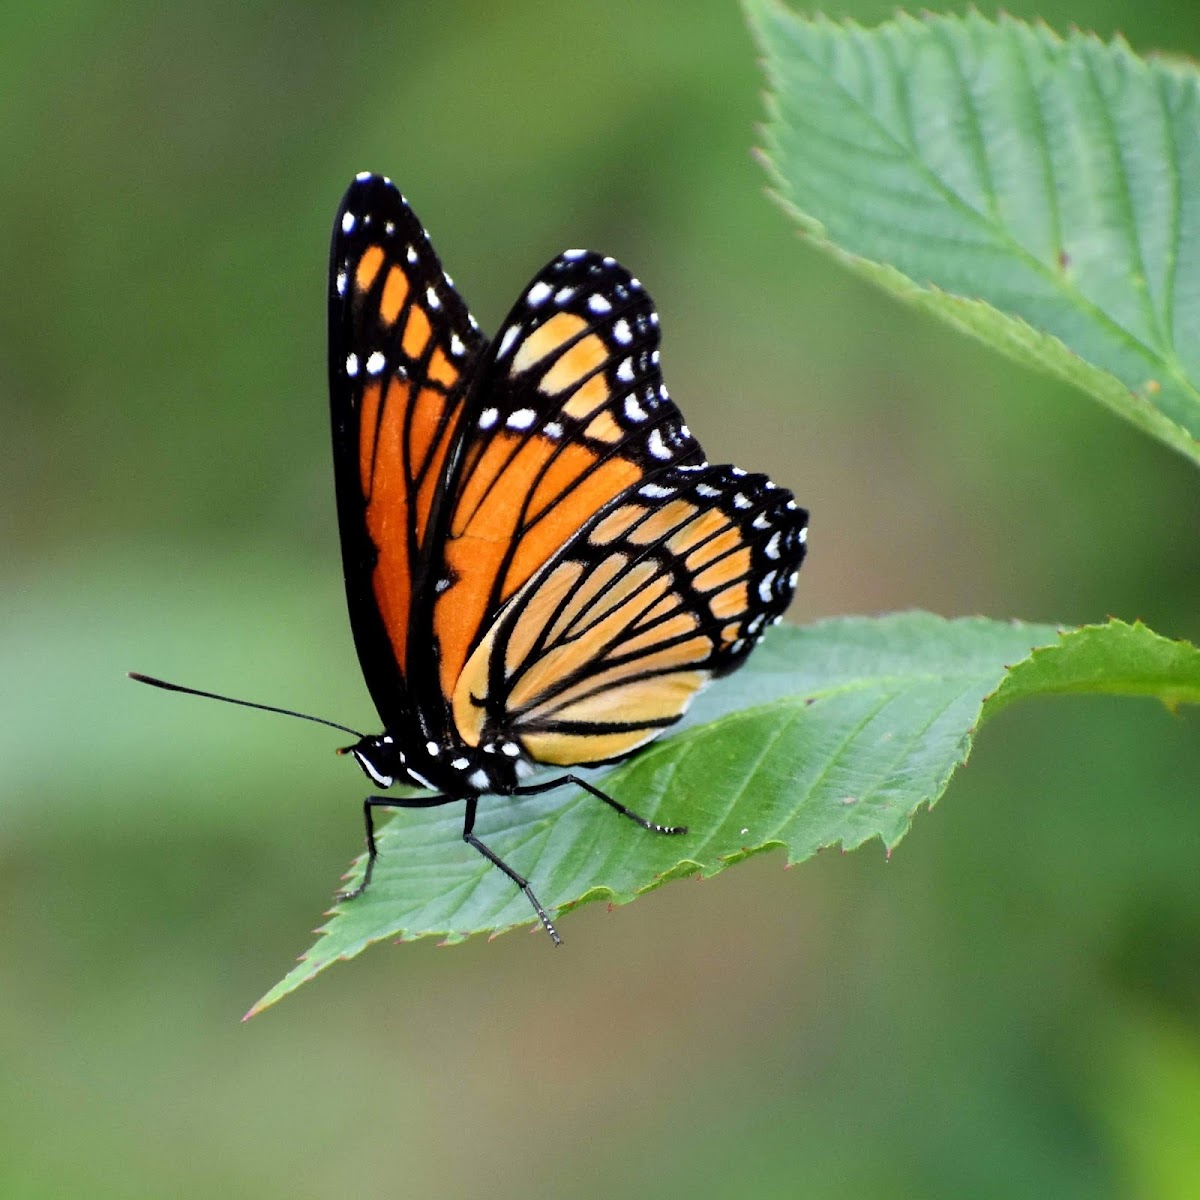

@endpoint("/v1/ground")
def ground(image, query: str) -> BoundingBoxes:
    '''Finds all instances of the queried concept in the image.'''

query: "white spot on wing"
[426,287,441,310]
[468,769,490,790]
[554,286,576,304]
[647,429,671,460]
[498,325,519,358]
[616,358,634,382]
[450,334,466,357]
[613,319,632,345]
[639,484,675,498]
[336,269,348,296]
[345,353,359,376]
[478,407,499,429]
[758,571,777,602]
[624,395,647,422]
[507,408,536,430]
[527,281,552,307]
[341,211,356,234]
[406,245,418,264]
[589,294,612,314]
[563,248,587,260]
[366,351,386,375]
[765,531,782,559]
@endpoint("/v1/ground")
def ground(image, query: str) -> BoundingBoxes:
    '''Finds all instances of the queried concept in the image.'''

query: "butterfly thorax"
[345,729,533,796]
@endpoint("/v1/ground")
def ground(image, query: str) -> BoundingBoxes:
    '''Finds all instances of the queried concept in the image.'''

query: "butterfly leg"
[461,795,562,946]
[515,775,687,836]
[337,793,458,902]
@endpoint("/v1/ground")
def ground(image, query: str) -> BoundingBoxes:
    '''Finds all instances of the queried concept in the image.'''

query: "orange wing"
[411,250,706,728]
[329,175,486,730]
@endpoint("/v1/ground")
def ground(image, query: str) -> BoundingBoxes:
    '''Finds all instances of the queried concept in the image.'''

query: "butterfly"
[133,172,808,945]
[322,172,807,942]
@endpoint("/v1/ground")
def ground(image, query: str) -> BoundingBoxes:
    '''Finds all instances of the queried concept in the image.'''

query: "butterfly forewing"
[414,250,705,726]
[329,175,487,729]
[451,464,808,766]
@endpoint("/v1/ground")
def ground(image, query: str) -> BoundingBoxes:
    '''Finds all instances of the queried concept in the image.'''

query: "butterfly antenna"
[128,672,364,739]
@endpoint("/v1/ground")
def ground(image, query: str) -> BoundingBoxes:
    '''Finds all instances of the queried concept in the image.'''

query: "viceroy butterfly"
[135,173,808,944]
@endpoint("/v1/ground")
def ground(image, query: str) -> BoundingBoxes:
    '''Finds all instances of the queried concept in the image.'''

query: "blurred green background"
[3,1,1199,1196]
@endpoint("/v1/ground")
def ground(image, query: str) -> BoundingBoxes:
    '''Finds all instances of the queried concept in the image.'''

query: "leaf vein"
[1078,44,1169,353]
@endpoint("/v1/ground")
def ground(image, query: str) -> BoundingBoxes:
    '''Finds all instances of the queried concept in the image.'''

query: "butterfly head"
[340,734,404,789]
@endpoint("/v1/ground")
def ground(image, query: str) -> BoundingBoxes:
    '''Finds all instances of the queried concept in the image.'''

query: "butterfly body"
[328,173,807,936]
[344,728,531,796]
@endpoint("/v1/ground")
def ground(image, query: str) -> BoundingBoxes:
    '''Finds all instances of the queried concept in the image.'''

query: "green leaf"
[746,3,1200,467]
[248,615,1200,1016]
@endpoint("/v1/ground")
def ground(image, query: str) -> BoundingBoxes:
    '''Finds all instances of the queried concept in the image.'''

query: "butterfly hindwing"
[451,464,808,766]
[414,250,706,725]
[329,175,487,728]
